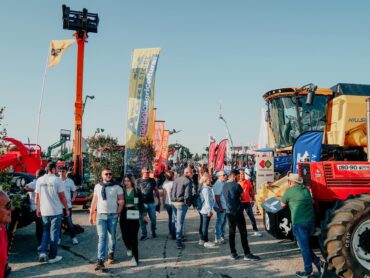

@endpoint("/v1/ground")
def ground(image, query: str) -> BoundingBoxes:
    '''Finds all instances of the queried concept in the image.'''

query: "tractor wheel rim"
[352,218,370,270]
[265,212,270,231]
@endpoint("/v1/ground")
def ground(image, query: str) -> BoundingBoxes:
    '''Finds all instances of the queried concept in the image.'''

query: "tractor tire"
[321,194,370,278]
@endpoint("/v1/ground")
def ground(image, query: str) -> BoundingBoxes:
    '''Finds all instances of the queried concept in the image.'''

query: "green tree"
[129,136,155,178]
[168,143,193,161]
[86,135,124,185]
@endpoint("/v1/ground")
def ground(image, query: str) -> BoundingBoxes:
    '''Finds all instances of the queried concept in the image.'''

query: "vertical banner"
[124,48,161,175]
[208,136,216,173]
[292,131,323,173]
[159,130,170,171]
[255,152,274,192]
[214,139,228,171]
[153,121,165,161]
[151,108,157,139]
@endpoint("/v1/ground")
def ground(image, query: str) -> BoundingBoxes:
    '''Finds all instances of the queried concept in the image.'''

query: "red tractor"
[0,137,45,174]
[262,83,370,277]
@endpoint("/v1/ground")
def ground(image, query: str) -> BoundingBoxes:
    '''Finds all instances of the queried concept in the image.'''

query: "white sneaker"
[39,253,48,263]
[127,249,132,257]
[204,242,216,248]
[72,237,79,245]
[48,256,63,264]
[130,257,138,267]
[251,231,263,237]
[198,240,205,246]
[57,239,61,245]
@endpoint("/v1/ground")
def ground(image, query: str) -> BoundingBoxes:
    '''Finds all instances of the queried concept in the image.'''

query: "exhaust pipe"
[367,98,370,162]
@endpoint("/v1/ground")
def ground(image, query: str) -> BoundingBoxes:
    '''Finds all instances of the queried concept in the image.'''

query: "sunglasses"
[4,200,12,210]
[104,173,112,176]
[59,170,66,173]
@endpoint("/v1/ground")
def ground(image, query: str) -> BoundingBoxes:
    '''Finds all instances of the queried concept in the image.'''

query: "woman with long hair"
[119,174,149,266]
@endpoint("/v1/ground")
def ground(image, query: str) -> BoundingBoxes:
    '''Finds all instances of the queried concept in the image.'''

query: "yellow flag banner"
[48,39,75,67]
[124,48,161,175]
[159,130,170,171]
[154,121,165,161]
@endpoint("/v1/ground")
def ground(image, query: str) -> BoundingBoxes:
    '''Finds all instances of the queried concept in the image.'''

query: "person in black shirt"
[223,169,261,261]
[136,167,160,240]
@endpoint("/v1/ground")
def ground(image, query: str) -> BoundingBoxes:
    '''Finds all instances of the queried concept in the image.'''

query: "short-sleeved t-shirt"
[212,180,227,209]
[36,174,64,216]
[94,183,123,214]
[137,178,157,204]
[222,180,243,215]
[281,185,315,225]
[60,178,76,208]
[162,181,173,205]
[239,180,253,203]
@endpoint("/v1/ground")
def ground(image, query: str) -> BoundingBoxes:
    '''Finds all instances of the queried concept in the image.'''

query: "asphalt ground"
[7,206,322,278]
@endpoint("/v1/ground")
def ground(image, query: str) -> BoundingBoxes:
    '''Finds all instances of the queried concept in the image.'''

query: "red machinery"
[0,137,43,175]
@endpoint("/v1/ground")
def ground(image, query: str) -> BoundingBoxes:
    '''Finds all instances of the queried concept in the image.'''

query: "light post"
[219,104,235,166]
[83,95,95,115]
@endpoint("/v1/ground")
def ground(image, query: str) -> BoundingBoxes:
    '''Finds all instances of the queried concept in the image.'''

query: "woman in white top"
[198,174,215,248]
[162,171,176,239]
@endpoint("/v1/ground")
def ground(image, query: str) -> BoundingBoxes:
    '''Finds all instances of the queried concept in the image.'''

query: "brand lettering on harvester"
[348,117,366,123]
[337,164,370,171]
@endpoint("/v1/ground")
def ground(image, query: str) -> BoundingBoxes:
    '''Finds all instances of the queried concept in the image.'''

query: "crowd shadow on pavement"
[8,209,313,278]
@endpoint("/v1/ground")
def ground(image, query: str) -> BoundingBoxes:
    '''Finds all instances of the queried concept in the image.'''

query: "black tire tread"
[322,194,370,278]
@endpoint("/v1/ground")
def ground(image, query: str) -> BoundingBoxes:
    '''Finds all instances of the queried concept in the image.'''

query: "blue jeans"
[199,212,211,242]
[293,222,320,273]
[140,203,157,236]
[96,213,118,261]
[165,204,176,239]
[39,214,62,259]
[172,204,188,246]
[214,208,227,240]
[60,208,76,239]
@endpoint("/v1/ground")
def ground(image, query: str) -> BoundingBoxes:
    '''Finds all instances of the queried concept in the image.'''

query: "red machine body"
[299,161,370,202]
[0,137,43,175]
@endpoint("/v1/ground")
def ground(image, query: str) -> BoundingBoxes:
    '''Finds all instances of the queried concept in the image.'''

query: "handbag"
[127,209,140,220]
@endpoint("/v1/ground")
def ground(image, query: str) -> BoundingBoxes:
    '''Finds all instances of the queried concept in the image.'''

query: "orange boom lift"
[62,5,99,185]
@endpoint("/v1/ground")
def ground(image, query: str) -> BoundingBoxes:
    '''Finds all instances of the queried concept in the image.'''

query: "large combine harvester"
[262,83,370,277]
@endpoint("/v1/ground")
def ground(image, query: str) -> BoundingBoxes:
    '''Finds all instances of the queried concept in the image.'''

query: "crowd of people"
[0,161,326,278]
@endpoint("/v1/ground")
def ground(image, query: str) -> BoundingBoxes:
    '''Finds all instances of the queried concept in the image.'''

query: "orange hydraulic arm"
[62,5,99,185]
[73,32,86,185]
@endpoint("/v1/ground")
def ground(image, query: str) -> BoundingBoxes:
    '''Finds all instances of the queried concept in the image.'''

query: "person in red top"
[0,190,14,278]
[238,170,262,237]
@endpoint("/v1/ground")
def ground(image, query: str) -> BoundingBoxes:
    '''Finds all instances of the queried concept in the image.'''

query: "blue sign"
[262,197,284,213]
[292,131,324,173]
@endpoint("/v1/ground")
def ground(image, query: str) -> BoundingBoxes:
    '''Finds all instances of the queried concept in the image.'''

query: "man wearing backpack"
[212,170,228,244]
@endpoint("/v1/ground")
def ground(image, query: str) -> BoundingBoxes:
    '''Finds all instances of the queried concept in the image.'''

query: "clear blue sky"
[2,1,370,154]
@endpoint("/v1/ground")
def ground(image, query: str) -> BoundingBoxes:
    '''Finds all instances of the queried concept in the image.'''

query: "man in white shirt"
[89,168,124,271]
[58,167,78,245]
[24,169,46,245]
[35,162,69,264]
